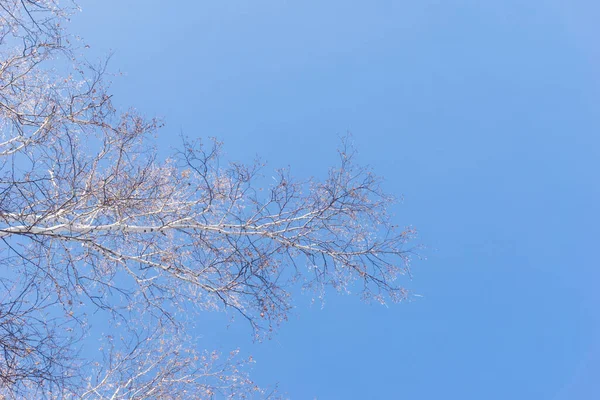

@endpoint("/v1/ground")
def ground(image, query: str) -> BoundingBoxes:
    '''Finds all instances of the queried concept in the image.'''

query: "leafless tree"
[0,1,417,398]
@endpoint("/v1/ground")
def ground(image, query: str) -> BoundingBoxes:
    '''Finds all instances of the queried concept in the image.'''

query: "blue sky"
[71,1,599,398]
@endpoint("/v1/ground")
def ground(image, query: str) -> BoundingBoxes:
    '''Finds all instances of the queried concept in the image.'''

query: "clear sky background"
[71,1,599,398]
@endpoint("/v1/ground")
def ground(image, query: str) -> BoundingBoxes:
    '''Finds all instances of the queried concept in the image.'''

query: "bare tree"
[0,1,417,398]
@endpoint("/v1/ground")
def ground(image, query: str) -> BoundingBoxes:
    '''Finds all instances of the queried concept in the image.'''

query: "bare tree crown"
[0,1,417,398]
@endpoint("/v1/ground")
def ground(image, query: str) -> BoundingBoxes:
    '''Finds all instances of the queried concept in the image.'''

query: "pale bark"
[0,1,416,397]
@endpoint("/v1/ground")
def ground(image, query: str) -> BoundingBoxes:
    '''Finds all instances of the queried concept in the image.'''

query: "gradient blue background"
[71,1,599,398]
